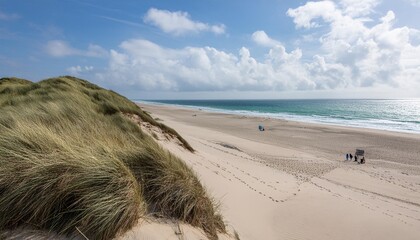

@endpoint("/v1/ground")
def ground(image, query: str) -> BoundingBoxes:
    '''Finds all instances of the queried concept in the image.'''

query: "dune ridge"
[0,76,227,240]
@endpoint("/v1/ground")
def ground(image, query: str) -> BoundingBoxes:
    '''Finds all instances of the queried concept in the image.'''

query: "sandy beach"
[135,102,420,240]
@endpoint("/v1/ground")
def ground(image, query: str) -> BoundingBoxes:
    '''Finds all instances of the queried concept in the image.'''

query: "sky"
[1,0,420,99]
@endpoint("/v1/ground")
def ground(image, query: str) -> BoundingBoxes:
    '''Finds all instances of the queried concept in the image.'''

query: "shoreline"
[136,102,420,167]
[137,102,420,240]
[136,100,420,136]
[137,100,420,144]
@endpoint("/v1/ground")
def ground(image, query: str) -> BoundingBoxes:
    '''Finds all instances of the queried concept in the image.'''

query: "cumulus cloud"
[339,0,380,17]
[45,40,107,57]
[97,1,420,93]
[287,1,338,29]
[287,0,380,28]
[45,40,78,57]
[144,8,226,35]
[97,38,310,91]
[286,0,420,88]
[67,65,94,75]
[85,44,108,57]
[252,31,282,47]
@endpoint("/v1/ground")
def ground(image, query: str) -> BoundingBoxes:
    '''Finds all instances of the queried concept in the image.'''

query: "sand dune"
[138,103,420,240]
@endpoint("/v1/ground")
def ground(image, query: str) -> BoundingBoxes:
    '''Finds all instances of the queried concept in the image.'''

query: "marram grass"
[0,76,224,239]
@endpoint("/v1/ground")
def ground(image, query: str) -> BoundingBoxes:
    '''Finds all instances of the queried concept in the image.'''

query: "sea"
[137,99,420,134]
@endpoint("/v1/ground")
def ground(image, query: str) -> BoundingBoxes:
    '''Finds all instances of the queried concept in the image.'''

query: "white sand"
[126,103,420,240]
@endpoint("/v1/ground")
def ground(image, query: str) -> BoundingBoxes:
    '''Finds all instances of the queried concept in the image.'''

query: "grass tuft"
[0,76,223,239]
[234,230,241,240]
[120,143,225,238]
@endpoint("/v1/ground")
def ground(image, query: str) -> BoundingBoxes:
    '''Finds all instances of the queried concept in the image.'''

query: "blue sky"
[1,0,420,99]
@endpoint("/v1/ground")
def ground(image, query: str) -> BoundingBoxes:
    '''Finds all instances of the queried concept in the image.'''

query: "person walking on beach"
[346,153,349,161]
[355,155,358,163]
[349,153,353,161]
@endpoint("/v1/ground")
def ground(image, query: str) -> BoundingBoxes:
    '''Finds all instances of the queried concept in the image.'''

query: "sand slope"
[138,103,420,240]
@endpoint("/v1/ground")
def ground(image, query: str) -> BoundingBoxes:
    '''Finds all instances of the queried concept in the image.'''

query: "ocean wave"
[136,100,420,134]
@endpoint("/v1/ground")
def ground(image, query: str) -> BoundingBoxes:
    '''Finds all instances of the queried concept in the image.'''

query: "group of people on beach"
[346,153,365,164]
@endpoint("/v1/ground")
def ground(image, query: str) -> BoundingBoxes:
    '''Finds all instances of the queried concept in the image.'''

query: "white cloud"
[45,40,107,57]
[97,39,310,91]
[45,40,77,57]
[96,1,420,94]
[339,0,380,17]
[286,1,338,29]
[211,25,226,35]
[286,1,420,89]
[144,8,226,35]
[86,44,108,57]
[0,11,19,21]
[67,65,94,75]
[286,0,380,29]
[252,31,282,47]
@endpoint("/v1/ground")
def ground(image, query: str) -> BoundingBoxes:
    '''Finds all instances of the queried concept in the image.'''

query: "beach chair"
[355,149,365,164]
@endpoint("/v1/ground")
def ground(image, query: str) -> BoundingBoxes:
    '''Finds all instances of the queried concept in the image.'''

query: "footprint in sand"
[200,140,297,204]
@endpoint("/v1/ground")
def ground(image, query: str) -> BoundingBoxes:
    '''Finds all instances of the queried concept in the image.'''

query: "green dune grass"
[0,76,224,239]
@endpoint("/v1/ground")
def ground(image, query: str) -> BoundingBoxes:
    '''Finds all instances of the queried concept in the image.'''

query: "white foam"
[136,100,420,134]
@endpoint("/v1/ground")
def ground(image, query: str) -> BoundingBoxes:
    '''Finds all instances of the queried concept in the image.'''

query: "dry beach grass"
[0,76,225,239]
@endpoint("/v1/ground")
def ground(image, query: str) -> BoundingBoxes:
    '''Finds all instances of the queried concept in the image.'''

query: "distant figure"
[258,125,265,131]
[361,157,365,164]
[346,153,349,161]
[349,153,353,161]
[355,155,358,162]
